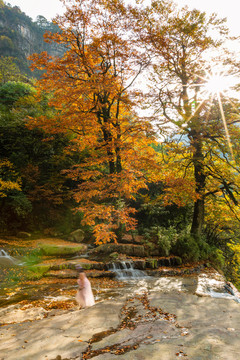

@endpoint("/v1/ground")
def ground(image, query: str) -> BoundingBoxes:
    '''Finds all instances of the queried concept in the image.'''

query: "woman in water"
[76,266,95,309]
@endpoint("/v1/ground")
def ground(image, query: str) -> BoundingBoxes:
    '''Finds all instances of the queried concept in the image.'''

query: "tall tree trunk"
[98,110,115,174]
[190,132,206,238]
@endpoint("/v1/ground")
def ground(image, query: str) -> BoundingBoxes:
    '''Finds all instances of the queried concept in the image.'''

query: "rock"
[149,249,162,256]
[90,243,146,257]
[38,243,88,257]
[45,269,114,279]
[146,258,158,269]
[87,270,116,278]
[0,304,47,324]
[158,258,171,266]
[170,256,182,266]
[17,231,31,239]
[109,252,119,259]
[133,260,146,270]
[45,269,77,279]
[68,229,85,243]
[156,256,182,267]
[28,264,51,279]
[2,290,240,360]
[120,234,144,244]
[48,259,106,271]
[1,267,240,360]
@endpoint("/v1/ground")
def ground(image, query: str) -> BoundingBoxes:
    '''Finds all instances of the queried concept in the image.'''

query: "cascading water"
[108,261,148,280]
[196,273,240,303]
[0,249,17,266]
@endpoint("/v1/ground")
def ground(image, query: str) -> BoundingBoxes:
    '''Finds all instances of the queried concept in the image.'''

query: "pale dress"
[76,274,95,308]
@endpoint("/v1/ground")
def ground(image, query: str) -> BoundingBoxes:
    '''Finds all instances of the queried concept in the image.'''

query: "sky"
[4,0,240,36]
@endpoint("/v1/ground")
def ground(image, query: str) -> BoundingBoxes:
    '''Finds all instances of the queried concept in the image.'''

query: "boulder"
[120,234,144,244]
[49,259,106,271]
[38,243,88,257]
[68,229,85,243]
[146,258,158,269]
[132,259,146,270]
[90,243,146,257]
[17,231,31,239]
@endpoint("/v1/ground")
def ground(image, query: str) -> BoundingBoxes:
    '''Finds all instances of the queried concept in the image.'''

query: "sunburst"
[189,69,238,159]
[203,71,236,97]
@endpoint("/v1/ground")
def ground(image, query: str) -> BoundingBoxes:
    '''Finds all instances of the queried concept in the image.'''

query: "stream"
[0,248,240,311]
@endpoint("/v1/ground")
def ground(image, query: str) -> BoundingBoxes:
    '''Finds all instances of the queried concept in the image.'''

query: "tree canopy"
[1,0,240,283]
[129,0,240,238]
[29,0,158,244]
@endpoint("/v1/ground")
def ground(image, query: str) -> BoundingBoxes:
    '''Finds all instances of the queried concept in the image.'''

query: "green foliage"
[209,249,225,269]
[135,182,193,232]
[8,192,32,218]
[0,56,25,84]
[172,232,200,262]
[0,80,78,233]
[21,248,42,266]
[144,226,178,256]
[0,81,34,107]
[1,248,43,285]
[54,209,84,236]
[0,35,13,52]
[27,264,50,280]
[0,159,21,197]
[172,230,224,264]
[142,224,224,265]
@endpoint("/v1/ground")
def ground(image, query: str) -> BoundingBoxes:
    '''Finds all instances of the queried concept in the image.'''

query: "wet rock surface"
[0,273,240,360]
[1,238,240,359]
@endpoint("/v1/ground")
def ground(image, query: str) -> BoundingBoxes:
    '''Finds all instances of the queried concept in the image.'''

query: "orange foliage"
[28,0,158,244]
[0,159,21,197]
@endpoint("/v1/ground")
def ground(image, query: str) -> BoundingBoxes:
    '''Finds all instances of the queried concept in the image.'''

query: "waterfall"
[108,261,148,280]
[0,249,17,265]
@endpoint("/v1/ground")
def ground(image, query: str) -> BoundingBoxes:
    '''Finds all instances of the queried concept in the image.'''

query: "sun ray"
[187,69,238,160]
[185,98,206,124]
[217,92,234,160]
[204,71,234,95]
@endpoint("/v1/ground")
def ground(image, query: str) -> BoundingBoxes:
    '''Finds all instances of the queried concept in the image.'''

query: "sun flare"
[204,72,235,96]
[194,70,238,160]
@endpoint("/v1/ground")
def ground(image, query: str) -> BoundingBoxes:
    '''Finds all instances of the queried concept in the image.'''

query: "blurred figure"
[76,266,95,309]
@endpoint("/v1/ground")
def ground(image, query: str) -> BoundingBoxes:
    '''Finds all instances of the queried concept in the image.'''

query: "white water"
[0,249,17,265]
[196,273,240,303]
[108,261,148,280]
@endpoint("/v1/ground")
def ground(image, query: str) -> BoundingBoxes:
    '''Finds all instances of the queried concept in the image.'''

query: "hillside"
[0,0,63,76]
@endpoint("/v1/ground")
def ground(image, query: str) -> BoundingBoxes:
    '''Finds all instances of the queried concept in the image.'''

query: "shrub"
[172,232,200,262]
[143,226,178,256]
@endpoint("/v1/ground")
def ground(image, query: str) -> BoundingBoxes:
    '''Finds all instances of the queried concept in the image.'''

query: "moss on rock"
[38,244,87,257]
[90,243,146,257]
[27,264,51,280]
[146,258,158,269]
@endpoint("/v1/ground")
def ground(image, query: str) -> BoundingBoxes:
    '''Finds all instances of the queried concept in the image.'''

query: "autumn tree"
[0,56,25,84]
[133,0,240,238]
[29,0,157,244]
[0,159,21,198]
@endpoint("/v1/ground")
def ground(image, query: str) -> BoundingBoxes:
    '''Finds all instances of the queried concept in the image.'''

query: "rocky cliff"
[0,1,63,75]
